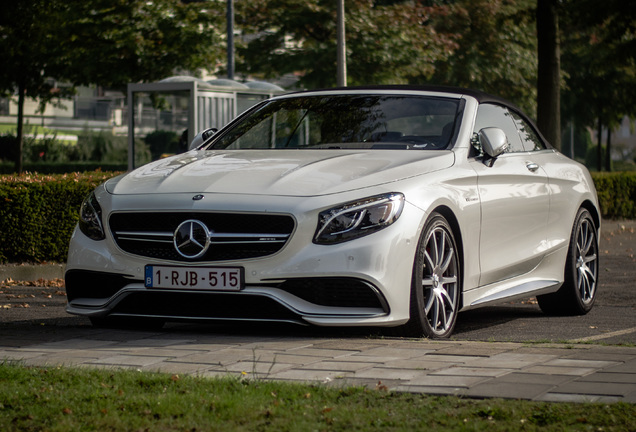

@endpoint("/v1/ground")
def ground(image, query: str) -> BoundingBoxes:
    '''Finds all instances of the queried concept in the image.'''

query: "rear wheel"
[537,208,598,315]
[402,213,460,338]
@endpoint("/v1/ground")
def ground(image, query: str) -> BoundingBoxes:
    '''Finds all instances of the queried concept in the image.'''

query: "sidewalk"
[0,328,635,403]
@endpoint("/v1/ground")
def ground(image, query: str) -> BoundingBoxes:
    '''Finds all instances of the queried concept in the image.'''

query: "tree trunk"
[605,128,612,172]
[597,118,603,172]
[15,80,25,174]
[536,0,561,150]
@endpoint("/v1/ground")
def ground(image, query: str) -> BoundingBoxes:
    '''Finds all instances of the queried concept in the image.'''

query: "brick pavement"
[1,328,635,403]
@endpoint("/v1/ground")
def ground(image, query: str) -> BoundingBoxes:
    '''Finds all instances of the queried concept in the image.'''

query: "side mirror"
[189,128,218,150]
[479,127,508,159]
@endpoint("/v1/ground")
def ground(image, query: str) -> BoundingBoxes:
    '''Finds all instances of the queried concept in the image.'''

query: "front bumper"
[65,196,424,327]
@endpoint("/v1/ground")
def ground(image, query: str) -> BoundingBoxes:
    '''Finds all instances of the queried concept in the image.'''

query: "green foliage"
[0,128,151,170]
[236,0,456,88]
[426,0,538,115]
[561,124,593,161]
[0,162,127,174]
[0,363,634,431]
[592,172,636,219]
[56,0,225,89]
[0,172,120,263]
[0,134,17,162]
[561,0,636,133]
[144,130,179,160]
[0,0,224,172]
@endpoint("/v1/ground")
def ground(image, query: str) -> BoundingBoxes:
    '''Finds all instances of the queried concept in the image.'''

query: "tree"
[422,0,539,115]
[561,0,636,171]
[0,0,73,173]
[0,0,225,173]
[235,0,457,89]
[536,0,561,150]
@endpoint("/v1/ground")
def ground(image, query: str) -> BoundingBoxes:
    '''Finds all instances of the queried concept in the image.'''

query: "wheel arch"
[580,199,601,232]
[429,205,465,309]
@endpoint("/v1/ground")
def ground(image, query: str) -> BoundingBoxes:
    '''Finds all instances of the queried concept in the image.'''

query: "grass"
[0,362,634,431]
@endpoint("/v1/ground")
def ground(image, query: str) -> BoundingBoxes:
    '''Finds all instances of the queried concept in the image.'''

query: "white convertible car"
[65,86,600,338]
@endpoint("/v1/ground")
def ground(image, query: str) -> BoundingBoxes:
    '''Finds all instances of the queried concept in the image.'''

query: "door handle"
[526,162,539,172]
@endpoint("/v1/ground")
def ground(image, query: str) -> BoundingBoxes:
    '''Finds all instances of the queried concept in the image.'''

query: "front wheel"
[402,213,461,338]
[537,208,598,315]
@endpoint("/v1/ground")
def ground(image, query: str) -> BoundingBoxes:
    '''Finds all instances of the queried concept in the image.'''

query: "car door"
[469,104,551,287]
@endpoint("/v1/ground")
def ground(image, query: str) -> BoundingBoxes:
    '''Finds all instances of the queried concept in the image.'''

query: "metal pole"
[336,0,347,87]
[227,0,235,80]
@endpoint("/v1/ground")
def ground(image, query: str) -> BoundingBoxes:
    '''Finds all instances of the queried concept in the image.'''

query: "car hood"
[107,150,454,197]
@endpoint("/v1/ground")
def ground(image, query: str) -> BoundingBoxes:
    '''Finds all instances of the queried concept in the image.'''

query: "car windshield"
[206,94,460,150]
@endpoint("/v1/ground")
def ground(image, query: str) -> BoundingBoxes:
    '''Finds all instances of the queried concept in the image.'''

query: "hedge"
[0,171,634,264]
[0,162,127,174]
[591,172,636,219]
[0,171,121,263]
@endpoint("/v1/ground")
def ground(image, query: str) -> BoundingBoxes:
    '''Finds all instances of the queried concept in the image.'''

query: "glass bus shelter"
[127,76,284,170]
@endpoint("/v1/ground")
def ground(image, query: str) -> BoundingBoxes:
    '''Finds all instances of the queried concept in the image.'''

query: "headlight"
[78,191,105,240]
[314,193,404,245]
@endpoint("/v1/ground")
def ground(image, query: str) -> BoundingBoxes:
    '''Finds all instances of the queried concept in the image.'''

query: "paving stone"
[342,354,404,363]
[406,374,487,388]
[88,354,171,367]
[381,358,455,371]
[162,352,234,366]
[562,352,636,362]
[462,381,552,400]
[311,340,385,351]
[221,361,294,375]
[352,346,434,359]
[300,360,376,372]
[144,361,215,374]
[495,372,574,386]
[464,353,557,369]
[604,361,636,374]
[353,367,428,381]
[267,369,351,382]
[436,345,517,357]
[418,354,485,364]
[382,341,457,351]
[285,348,359,358]
[513,345,592,356]
[522,365,598,376]
[393,385,463,396]
[123,348,209,358]
[0,349,47,361]
[576,372,636,384]
[119,338,196,347]
[544,358,619,369]
[157,343,236,351]
[429,366,514,378]
[15,338,119,352]
[553,381,636,397]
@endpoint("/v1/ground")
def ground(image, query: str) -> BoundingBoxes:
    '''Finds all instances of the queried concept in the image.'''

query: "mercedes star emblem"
[174,219,210,259]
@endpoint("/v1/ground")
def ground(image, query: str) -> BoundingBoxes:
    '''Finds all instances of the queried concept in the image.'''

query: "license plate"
[145,265,243,291]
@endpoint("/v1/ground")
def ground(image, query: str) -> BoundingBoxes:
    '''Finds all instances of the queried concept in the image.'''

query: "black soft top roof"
[289,84,519,110]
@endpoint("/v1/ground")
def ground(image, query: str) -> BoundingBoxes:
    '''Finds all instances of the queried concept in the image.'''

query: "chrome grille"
[109,212,295,262]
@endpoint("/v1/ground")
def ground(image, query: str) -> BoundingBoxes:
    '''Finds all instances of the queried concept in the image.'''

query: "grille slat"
[109,212,295,262]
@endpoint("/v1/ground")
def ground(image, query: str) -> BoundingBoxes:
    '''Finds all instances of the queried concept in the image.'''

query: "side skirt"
[461,279,561,311]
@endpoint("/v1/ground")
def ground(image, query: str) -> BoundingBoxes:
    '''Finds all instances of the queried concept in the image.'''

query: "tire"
[90,316,165,330]
[537,208,598,315]
[402,213,461,338]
